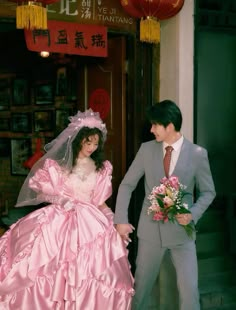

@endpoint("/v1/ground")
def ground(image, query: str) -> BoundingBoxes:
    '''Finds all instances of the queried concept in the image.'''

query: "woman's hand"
[98,202,108,211]
[99,203,114,221]
[115,223,135,243]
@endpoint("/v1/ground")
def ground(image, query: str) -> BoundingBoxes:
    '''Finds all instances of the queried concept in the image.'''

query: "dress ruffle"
[0,202,134,309]
[0,159,134,309]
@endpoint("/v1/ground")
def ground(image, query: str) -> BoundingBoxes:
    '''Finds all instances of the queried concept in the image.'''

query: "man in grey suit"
[114,100,216,310]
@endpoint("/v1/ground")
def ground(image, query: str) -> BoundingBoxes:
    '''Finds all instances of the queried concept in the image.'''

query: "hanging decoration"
[23,138,44,169]
[9,0,59,30]
[120,0,185,44]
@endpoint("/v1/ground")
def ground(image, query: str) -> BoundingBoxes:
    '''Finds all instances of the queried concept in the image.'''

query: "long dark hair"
[72,127,105,170]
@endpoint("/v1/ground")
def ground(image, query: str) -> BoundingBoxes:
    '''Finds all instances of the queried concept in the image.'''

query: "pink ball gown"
[0,158,134,309]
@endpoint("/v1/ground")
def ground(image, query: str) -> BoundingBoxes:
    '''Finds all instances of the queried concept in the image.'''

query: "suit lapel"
[172,138,190,184]
[152,141,165,184]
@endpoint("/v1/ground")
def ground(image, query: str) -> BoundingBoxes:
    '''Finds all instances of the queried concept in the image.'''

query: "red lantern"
[120,0,185,44]
[9,0,60,30]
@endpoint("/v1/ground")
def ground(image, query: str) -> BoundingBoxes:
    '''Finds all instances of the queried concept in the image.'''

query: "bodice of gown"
[64,157,97,203]
[28,158,113,207]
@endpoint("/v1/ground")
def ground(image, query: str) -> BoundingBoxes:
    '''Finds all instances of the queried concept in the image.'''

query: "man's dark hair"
[146,100,182,131]
[72,127,105,170]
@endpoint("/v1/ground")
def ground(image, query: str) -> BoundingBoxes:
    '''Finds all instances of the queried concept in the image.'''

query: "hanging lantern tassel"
[16,1,47,30]
[140,17,160,44]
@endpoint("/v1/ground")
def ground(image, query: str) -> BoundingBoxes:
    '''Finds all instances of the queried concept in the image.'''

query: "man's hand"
[115,223,135,242]
[175,213,193,225]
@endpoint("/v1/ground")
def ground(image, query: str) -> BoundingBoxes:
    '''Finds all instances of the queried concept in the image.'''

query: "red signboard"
[24,20,107,57]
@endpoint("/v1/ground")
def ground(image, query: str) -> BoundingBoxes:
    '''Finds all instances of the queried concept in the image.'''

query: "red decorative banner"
[24,20,107,57]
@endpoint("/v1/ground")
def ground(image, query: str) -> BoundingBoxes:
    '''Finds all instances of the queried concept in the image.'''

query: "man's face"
[150,123,171,142]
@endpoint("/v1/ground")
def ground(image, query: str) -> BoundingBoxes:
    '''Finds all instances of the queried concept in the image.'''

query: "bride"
[0,109,134,310]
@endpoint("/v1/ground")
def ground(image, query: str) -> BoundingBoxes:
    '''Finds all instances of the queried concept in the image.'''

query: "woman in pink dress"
[0,109,134,309]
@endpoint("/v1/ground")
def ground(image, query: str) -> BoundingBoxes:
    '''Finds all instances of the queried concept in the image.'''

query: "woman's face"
[78,134,99,159]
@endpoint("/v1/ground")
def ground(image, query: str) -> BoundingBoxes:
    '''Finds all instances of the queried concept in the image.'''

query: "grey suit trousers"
[132,238,200,310]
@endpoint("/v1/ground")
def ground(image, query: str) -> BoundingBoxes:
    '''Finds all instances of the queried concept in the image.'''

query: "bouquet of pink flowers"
[147,175,195,238]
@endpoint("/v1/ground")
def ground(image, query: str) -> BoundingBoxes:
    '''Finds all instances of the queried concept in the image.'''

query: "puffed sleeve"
[92,160,113,206]
[29,159,66,196]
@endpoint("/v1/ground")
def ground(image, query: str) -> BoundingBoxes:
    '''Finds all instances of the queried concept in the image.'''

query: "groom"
[114,100,216,310]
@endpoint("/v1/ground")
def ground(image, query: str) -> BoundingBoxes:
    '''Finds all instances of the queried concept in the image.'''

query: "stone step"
[200,286,236,310]
[218,304,236,310]
[199,270,236,294]
[198,255,236,275]
[196,231,229,256]
[196,204,236,310]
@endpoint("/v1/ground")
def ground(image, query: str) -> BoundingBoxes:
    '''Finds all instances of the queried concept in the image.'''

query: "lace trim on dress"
[72,157,96,181]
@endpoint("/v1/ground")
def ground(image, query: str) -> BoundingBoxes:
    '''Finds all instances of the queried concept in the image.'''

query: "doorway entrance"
[77,36,127,208]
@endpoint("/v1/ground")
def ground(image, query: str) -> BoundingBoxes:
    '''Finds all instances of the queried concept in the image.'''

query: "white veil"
[15,109,107,207]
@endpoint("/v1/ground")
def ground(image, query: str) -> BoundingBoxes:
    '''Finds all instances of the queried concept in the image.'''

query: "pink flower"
[153,184,166,195]
[149,204,161,212]
[163,216,169,223]
[153,211,165,221]
[163,196,174,207]
[160,176,168,184]
[168,175,180,189]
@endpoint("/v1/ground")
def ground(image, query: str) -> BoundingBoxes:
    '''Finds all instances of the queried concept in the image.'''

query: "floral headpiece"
[68,109,107,141]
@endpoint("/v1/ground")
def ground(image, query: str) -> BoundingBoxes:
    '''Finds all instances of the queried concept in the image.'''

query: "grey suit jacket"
[114,138,216,247]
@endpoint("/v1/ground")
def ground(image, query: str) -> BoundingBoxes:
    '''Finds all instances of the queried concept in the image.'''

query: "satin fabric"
[0,159,134,309]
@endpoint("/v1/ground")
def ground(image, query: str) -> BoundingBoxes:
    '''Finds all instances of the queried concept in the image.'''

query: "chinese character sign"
[47,0,136,32]
[24,20,107,57]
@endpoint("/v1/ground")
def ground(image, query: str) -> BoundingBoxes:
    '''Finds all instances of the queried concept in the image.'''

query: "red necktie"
[163,146,173,178]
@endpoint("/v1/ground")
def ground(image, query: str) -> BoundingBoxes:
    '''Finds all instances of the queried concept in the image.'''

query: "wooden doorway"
[77,36,126,209]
